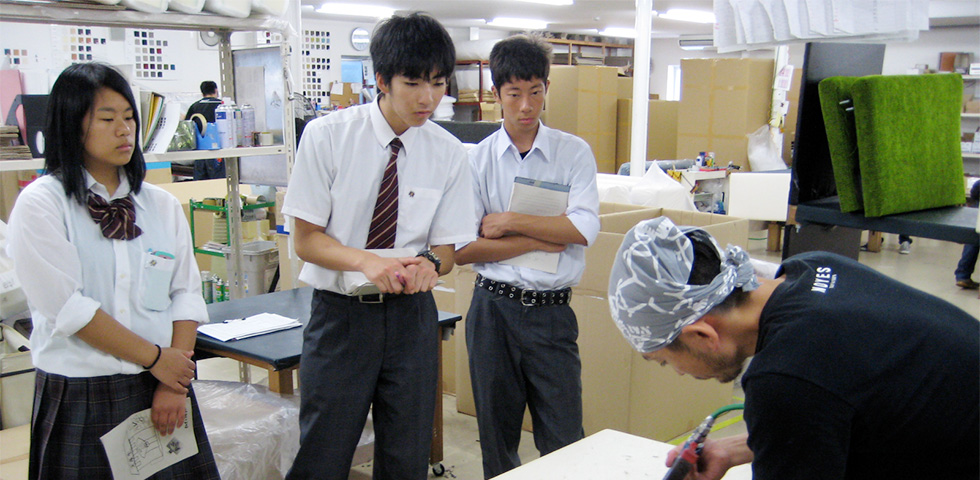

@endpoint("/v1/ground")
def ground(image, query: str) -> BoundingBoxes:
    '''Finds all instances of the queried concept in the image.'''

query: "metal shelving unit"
[0,0,296,300]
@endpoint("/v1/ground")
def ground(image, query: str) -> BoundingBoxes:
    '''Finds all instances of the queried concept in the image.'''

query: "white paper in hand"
[499,177,569,274]
[99,398,198,480]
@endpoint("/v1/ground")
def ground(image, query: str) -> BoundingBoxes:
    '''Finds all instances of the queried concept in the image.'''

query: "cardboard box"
[433,269,458,395]
[543,66,620,173]
[480,102,502,123]
[616,99,679,170]
[572,293,632,434]
[617,77,634,100]
[964,98,980,114]
[0,424,29,480]
[677,59,775,170]
[453,202,748,441]
[577,205,750,294]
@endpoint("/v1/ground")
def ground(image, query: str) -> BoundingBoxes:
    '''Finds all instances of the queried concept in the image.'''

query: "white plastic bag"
[746,124,787,172]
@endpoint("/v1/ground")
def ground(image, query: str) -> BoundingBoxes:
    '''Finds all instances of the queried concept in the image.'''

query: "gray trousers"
[466,286,584,479]
[285,289,438,480]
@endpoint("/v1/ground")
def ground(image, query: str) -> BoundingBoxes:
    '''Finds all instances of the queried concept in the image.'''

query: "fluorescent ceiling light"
[599,27,636,38]
[317,2,394,18]
[487,17,549,30]
[657,8,715,24]
[512,0,574,5]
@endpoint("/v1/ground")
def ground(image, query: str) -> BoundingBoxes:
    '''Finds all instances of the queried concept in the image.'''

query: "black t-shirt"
[743,251,978,480]
[185,97,222,129]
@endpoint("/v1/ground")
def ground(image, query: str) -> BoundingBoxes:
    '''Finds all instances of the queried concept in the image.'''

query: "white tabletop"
[494,429,752,480]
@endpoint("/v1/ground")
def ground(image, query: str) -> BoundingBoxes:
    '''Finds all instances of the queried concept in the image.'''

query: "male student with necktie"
[280,12,476,480]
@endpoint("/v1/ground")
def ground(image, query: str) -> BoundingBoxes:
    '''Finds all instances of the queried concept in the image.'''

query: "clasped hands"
[363,255,439,294]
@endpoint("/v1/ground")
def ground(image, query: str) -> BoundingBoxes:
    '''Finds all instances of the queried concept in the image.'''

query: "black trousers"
[285,289,438,480]
[466,286,584,479]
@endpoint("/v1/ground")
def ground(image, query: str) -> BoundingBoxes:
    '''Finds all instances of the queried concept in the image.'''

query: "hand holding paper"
[498,177,571,273]
[100,398,198,480]
[343,248,417,295]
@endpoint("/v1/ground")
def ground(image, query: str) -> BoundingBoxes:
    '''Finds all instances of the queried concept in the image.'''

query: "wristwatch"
[416,249,441,272]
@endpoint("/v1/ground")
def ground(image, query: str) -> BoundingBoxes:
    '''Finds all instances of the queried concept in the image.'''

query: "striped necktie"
[87,192,143,240]
[365,138,402,249]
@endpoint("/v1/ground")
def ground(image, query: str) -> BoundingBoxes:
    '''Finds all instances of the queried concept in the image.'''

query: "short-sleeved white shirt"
[282,98,477,293]
[6,173,208,377]
[458,122,600,290]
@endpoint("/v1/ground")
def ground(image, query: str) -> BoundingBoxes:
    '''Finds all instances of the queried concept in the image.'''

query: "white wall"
[0,22,220,96]
[882,26,979,74]
[644,25,979,99]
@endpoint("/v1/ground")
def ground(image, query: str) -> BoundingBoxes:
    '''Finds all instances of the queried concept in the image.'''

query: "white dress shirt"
[281,97,477,293]
[6,172,208,377]
[458,122,600,290]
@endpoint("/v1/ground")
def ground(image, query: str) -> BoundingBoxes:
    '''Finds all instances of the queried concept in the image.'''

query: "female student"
[7,62,219,479]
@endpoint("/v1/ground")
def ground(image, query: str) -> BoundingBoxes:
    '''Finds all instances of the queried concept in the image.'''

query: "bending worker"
[607,217,978,480]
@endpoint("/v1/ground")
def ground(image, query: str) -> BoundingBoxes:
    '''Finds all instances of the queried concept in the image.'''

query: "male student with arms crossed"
[280,13,476,480]
[455,35,600,479]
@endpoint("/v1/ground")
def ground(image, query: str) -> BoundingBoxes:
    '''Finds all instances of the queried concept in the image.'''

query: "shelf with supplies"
[1,0,295,300]
[188,199,275,258]
[546,39,632,66]
[962,73,980,175]
[0,146,286,172]
[453,60,490,121]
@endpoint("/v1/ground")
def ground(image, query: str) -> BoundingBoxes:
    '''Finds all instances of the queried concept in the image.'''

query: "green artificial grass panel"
[851,74,964,217]
[818,76,863,212]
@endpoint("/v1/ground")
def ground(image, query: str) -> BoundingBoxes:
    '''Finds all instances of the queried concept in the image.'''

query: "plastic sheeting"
[194,380,375,480]
[596,170,697,212]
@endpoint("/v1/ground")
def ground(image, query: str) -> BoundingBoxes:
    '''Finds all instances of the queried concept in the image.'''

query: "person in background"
[607,217,978,480]
[184,80,224,180]
[280,13,475,480]
[454,35,600,479]
[897,234,912,254]
[954,179,980,289]
[7,62,218,479]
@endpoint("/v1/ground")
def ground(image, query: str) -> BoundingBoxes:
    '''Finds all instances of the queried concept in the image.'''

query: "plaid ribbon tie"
[365,138,402,249]
[87,193,143,240]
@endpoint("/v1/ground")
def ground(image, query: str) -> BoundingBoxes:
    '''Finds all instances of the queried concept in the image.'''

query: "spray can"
[234,105,244,147]
[201,271,214,304]
[211,277,222,303]
[219,280,228,302]
[240,104,255,147]
[215,104,236,149]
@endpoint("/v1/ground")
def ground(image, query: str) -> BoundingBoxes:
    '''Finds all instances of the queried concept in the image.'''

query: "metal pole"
[630,0,653,177]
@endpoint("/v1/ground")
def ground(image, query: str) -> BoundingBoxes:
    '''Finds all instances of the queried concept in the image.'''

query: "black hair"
[370,12,455,87]
[200,80,218,96]
[489,35,553,89]
[685,229,750,312]
[44,62,146,205]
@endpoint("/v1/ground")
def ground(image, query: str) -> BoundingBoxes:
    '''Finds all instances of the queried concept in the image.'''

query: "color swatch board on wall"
[302,29,331,108]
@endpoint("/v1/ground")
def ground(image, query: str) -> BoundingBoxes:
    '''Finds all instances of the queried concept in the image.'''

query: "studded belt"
[475,274,571,307]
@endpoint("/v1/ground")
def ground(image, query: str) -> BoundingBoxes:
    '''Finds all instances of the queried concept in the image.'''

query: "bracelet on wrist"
[144,344,162,370]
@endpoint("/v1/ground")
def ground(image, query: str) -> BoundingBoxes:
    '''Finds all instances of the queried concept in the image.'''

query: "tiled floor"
[197,228,978,479]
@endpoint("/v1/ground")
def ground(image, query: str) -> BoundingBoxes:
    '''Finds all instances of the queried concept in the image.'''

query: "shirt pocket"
[140,250,175,311]
[400,187,443,241]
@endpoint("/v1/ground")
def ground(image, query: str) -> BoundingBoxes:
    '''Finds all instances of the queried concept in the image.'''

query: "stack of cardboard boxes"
[676,58,775,170]
[543,65,620,174]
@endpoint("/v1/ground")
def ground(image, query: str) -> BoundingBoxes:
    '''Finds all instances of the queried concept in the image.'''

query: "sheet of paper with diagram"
[99,398,198,480]
[500,177,570,274]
